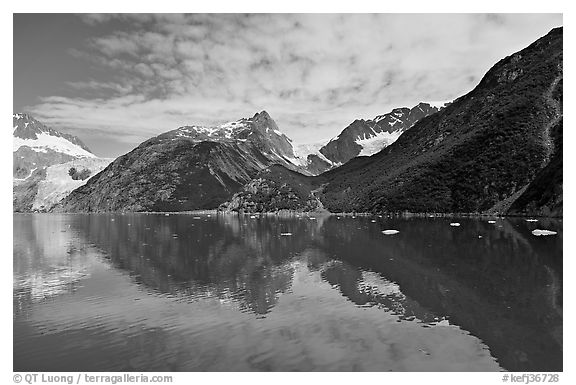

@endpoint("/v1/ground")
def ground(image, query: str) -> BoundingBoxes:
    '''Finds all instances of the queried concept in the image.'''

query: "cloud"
[25,13,562,155]
[67,80,134,95]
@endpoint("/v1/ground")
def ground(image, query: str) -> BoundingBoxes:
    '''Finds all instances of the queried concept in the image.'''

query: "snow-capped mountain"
[52,105,447,212]
[13,113,94,158]
[13,113,112,212]
[13,114,96,179]
[164,110,297,163]
[319,102,448,166]
[56,111,308,212]
[291,102,449,174]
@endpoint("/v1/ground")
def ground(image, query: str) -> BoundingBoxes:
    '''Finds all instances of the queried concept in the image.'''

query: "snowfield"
[356,130,403,157]
[14,132,95,158]
[291,141,333,167]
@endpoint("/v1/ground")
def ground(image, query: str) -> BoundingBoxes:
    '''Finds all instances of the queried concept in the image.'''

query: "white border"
[2,2,573,384]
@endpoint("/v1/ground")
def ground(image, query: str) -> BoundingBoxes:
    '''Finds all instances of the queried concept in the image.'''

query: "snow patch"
[356,130,402,156]
[14,132,95,158]
[425,100,452,109]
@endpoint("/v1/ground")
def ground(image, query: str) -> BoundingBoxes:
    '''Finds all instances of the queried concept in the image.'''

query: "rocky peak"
[13,112,32,121]
[251,110,281,133]
[315,102,445,167]
[253,110,272,120]
[13,113,46,138]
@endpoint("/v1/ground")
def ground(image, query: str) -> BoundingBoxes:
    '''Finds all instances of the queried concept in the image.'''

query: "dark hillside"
[220,165,324,213]
[319,27,563,215]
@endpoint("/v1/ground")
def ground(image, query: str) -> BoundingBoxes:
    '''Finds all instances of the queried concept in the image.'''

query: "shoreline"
[13,209,562,219]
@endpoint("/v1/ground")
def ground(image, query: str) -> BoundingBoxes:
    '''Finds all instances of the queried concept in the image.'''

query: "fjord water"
[13,213,562,372]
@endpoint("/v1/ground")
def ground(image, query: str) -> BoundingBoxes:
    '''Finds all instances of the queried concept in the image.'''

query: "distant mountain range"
[53,104,440,213]
[15,27,563,217]
[13,114,112,211]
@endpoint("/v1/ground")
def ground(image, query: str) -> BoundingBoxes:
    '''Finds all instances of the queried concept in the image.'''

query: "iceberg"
[531,229,558,236]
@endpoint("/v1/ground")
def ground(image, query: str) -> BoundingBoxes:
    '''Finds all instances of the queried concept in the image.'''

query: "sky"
[13,13,563,158]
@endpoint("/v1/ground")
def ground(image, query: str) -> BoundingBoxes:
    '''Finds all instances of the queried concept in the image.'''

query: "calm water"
[13,213,562,371]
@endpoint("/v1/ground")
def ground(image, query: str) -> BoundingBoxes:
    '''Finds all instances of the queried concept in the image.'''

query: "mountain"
[291,102,446,175]
[317,27,563,215]
[13,114,111,212]
[168,110,298,163]
[13,113,94,178]
[52,27,563,216]
[56,104,437,213]
[320,102,447,165]
[55,111,309,212]
[222,27,562,217]
[45,101,444,212]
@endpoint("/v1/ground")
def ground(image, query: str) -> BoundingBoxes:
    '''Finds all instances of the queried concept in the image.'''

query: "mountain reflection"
[13,215,97,313]
[317,216,563,371]
[14,213,562,372]
[66,214,317,315]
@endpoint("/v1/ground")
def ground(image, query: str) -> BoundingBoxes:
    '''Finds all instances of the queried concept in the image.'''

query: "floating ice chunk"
[532,229,558,236]
[382,230,399,235]
[450,223,460,227]
[435,319,451,327]
[371,220,377,223]
[280,232,293,236]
